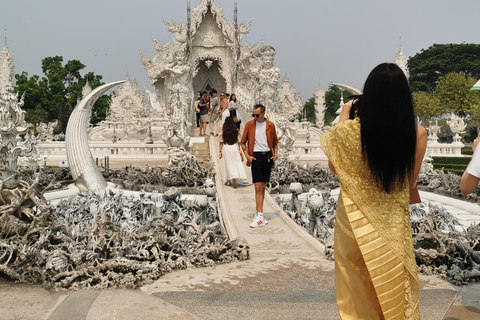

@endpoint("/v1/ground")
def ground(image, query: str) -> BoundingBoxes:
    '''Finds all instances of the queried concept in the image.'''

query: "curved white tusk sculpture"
[330,82,362,96]
[66,80,126,194]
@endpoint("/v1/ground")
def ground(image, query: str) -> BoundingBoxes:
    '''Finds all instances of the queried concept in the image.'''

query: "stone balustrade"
[37,141,170,163]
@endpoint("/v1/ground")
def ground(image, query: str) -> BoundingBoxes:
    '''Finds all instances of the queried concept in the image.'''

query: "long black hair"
[359,63,417,193]
[222,117,239,145]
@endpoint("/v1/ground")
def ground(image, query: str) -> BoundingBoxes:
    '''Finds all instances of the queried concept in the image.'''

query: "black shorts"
[251,151,272,183]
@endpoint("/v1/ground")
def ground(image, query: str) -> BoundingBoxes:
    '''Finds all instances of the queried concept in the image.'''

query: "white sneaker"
[250,216,268,228]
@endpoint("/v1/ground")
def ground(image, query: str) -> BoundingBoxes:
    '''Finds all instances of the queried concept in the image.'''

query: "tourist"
[228,94,241,129]
[208,90,219,136]
[320,63,427,319]
[240,104,279,228]
[195,91,201,127]
[198,92,209,136]
[460,136,480,194]
[218,93,230,131]
[219,117,246,188]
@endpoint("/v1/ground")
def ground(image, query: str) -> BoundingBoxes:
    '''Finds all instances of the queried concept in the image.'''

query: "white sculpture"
[108,75,149,122]
[314,82,326,131]
[258,47,281,109]
[0,37,35,187]
[427,120,441,142]
[65,80,126,194]
[446,113,467,136]
[203,178,217,197]
[278,75,303,120]
[141,0,301,122]
[36,120,58,141]
[275,115,296,168]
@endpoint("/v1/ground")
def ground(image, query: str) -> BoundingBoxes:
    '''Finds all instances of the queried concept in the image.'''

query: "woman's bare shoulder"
[417,125,427,138]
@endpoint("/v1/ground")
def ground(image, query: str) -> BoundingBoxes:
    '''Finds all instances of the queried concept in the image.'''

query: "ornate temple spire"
[0,30,15,94]
[0,36,32,186]
[234,2,240,60]
[393,37,410,79]
[314,80,326,130]
[186,1,191,54]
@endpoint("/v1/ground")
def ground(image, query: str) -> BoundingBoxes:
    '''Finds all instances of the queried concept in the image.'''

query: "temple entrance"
[199,78,214,93]
[193,60,226,94]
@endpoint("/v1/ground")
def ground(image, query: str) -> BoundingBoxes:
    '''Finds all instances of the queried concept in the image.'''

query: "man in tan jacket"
[240,104,278,228]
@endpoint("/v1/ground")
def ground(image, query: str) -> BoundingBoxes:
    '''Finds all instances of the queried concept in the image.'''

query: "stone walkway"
[1,132,480,319]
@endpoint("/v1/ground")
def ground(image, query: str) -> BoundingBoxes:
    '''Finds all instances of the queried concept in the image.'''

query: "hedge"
[432,156,471,176]
[432,156,471,165]
[462,147,473,155]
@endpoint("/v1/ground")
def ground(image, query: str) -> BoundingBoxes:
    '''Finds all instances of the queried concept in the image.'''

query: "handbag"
[239,150,245,162]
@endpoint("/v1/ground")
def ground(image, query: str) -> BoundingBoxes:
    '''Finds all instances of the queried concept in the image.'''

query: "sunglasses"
[252,114,262,118]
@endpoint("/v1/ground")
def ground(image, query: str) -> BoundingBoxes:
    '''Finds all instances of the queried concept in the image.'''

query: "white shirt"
[467,147,480,178]
[219,108,230,129]
[253,121,270,152]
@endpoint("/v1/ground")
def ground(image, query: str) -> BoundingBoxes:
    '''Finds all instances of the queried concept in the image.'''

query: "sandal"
[225,181,231,186]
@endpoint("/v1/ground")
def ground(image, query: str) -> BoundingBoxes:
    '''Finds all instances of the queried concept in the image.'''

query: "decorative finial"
[4,29,7,46]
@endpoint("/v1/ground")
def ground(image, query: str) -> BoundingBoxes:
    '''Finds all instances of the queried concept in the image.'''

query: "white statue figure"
[427,120,441,142]
[258,47,280,108]
[203,178,217,197]
[164,45,193,111]
[163,20,188,44]
[36,120,58,141]
[162,113,191,166]
[446,113,466,135]
[275,115,296,167]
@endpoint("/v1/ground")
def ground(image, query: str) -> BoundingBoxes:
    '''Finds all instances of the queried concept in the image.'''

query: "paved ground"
[1,132,480,319]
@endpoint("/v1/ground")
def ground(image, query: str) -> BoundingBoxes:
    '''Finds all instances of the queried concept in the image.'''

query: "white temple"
[140,0,302,119]
[34,0,310,166]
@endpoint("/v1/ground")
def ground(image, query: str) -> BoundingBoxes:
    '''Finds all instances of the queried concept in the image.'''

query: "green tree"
[324,85,348,125]
[301,96,316,124]
[435,73,480,115]
[14,56,107,133]
[408,43,480,92]
[412,91,442,122]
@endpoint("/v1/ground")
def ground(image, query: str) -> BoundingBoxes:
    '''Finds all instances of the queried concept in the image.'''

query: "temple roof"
[190,0,236,46]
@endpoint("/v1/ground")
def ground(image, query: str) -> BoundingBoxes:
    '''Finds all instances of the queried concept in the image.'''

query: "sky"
[1,0,479,102]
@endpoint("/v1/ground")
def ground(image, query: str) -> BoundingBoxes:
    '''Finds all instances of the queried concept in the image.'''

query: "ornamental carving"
[139,0,302,129]
[108,75,149,122]
[0,38,36,187]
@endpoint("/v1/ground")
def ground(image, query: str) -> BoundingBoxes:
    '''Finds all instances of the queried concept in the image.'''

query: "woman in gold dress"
[320,63,427,320]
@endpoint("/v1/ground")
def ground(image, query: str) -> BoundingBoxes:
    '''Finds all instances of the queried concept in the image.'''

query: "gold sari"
[320,118,420,320]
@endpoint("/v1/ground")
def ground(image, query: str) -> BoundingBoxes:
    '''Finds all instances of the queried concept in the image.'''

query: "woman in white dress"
[218,93,230,130]
[218,93,230,132]
[228,94,241,129]
[219,117,247,188]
